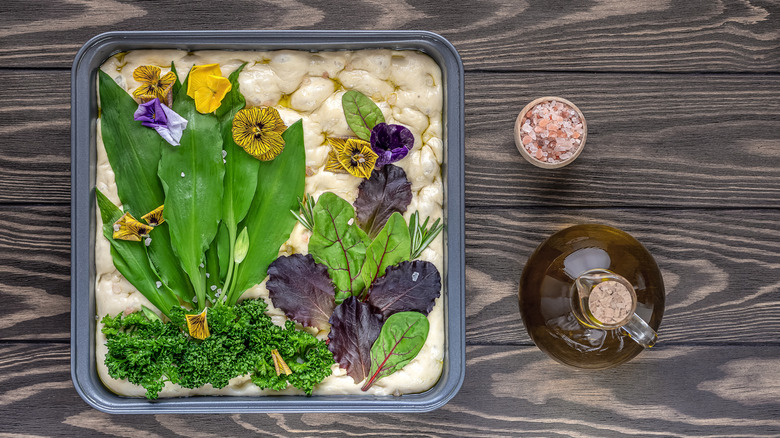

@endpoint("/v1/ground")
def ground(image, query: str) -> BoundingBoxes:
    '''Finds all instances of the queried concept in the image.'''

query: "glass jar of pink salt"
[514,97,587,169]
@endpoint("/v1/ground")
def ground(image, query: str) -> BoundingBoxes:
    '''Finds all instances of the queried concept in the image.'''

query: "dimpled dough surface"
[95,49,445,397]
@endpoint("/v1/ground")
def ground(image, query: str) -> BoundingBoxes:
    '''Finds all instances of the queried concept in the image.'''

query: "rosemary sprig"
[291,195,316,231]
[409,211,444,259]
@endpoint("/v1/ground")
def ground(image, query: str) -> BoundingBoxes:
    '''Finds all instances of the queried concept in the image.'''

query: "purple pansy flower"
[133,98,188,146]
[369,123,413,167]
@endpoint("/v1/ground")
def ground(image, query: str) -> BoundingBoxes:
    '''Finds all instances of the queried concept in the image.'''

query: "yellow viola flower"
[141,205,165,227]
[132,65,176,103]
[185,309,210,340]
[324,137,349,174]
[271,349,292,376]
[186,64,232,114]
[335,138,378,179]
[112,212,154,242]
[232,107,287,161]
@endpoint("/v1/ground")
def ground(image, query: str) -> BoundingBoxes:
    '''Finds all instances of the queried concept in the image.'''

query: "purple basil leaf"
[370,123,413,167]
[267,254,335,330]
[366,260,441,319]
[354,164,412,238]
[327,296,383,383]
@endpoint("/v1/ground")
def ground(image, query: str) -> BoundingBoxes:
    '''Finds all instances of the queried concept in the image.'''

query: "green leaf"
[98,71,193,302]
[170,62,182,97]
[215,63,259,296]
[216,222,230,283]
[96,189,179,318]
[234,227,249,264]
[308,192,368,303]
[159,71,225,309]
[229,119,306,304]
[362,311,429,391]
[361,212,410,291]
[204,236,221,302]
[342,90,385,141]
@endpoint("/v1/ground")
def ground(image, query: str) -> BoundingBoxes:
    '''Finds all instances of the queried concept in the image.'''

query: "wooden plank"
[2,206,778,346]
[464,208,780,346]
[0,71,70,204]
[0,343,777,436]
[464,72,780,207]
[0,207,70,341]
[1,0,778,72]
[2,71,780,207]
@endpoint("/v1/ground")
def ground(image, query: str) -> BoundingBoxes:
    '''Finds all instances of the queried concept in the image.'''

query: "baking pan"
[71,30,465,414]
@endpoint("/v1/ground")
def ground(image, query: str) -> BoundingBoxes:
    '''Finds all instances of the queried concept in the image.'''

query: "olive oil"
[519,224,665,369]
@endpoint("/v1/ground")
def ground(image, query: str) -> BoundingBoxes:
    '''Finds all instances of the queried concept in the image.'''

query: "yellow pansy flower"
[141,205,165,227]
[185,308,210,340]
[326,137,377,179]
[232,107,287,161]
[271,349,292,376]
[112,212,154,242]
[132,65,176,104]
[186,64,232,114]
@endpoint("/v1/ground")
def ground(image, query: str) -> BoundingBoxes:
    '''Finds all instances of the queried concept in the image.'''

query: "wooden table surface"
[2,0,779,436]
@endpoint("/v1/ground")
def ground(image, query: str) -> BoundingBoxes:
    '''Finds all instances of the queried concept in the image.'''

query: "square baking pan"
[71,30,464,414]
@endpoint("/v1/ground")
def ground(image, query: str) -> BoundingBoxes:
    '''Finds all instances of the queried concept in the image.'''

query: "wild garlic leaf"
[354,164,413,238]
[98,70,193,304]
[160,70,225,309]
[362,311,429,391]
[308,192,368,303]
[327,297,383,384]
[230,120,306,304]
[267,254,336,330]
[96,189,179,318]
[361,212,411,291]
[366,260,441,319]
[342,90,385,141]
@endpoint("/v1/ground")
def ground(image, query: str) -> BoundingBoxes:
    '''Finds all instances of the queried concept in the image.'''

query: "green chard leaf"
[159,71,225,309]
[362,311,429,391]
[170,62,182,97]
[229,119,306,304]
[96,189,180,318]
[342,90,385,141]
[308,192,369,304]
[97,71,193,303]
[360,212,410,292]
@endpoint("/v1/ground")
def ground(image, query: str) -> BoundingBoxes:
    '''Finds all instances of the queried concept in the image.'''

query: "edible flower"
[232,107,287,161]
[185,308,210,340]
[271,349,292,376]
[133,98,188,146]
[370,123,413,167]
[112,212,154,242]
[132,65,176,105]
[325,137,378,179]
[141,205,165,227]
[186,64,232,114]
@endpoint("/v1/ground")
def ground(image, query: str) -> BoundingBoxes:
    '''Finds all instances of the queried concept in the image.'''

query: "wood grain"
[1,343,778,437]
[1,0,778,72]
[2,71,779,207]
[464,208,780,346]
[3,206,778,347]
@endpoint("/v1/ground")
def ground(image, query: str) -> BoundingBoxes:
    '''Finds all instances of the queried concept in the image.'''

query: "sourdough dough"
[95,49,444,397]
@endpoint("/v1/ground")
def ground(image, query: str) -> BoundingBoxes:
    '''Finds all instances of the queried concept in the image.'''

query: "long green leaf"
[96,189,179,317]
[360,212,410,291]
[308,192,368,304]
[159,72,225,309]
[98,70,193,302]
[362,311,429,391]
[230,119,306,303]
[216,64,259,295]
[342,90,385,141]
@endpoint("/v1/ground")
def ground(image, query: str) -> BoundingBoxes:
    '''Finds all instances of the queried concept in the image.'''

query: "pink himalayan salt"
[520,100,584,164]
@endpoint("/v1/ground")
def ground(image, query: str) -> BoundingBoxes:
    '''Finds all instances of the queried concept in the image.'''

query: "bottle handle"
[621,313,657,348]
